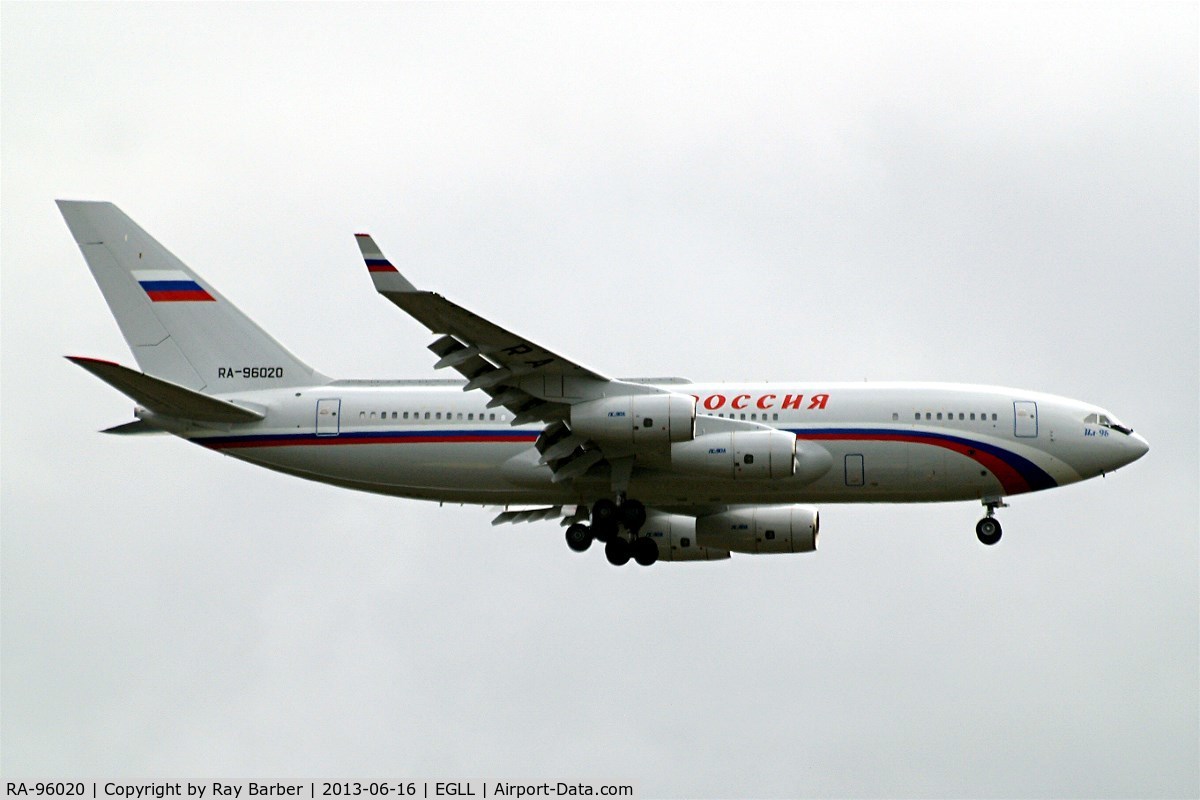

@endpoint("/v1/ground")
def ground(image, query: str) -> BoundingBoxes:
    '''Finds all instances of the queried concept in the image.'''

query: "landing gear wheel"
[976,517,1002,546]
[632,537,659,566]
[604,537,631,566]
[591,523,615,543]
[565,523,593,553]
[619,499,647,534]
[592,498,618,526]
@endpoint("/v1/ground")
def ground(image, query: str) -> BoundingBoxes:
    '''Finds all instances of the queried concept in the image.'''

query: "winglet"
[354,233,417,293]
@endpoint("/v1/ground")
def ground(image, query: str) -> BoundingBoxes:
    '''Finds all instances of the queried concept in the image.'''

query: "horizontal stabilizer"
[101,420,166,435]
[67,356,264,423]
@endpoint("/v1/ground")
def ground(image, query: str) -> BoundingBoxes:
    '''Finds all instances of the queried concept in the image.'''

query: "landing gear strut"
[619,499,647,533]
[976,498,1007,546]
[590,498,619,541]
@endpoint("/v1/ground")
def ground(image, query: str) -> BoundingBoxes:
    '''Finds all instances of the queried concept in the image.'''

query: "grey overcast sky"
[2,3,1197,797]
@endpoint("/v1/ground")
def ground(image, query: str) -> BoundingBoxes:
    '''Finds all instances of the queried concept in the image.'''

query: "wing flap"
[489,504,587,526]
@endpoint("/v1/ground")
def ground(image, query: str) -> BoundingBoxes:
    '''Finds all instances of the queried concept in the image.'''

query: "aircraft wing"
[355,234,662,427]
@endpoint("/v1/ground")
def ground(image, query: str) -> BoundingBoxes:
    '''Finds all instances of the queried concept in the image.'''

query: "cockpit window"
[1085,412,1133,435]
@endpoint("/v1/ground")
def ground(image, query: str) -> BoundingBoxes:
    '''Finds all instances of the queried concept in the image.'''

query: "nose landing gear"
[975,516,1002,545]
[976,497,1008,546]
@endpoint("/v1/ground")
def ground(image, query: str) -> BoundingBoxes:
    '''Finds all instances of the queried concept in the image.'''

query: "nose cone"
[1128,432,1150,463]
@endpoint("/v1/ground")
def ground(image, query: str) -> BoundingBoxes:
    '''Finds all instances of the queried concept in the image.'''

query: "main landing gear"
[563,497,657,566]
[976,498,1007,546]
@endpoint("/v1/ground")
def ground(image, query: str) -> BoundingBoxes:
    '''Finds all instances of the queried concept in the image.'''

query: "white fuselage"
[174,380,1149,509]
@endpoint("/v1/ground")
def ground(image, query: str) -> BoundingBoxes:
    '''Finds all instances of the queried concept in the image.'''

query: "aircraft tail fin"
[58,200,327,393]
[67,356,265,423]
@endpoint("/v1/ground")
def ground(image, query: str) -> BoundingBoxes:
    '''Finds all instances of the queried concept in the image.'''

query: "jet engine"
[639,512,731,562]
[570,393,696,446]
[670,430,797,479]
[695,505,819,554]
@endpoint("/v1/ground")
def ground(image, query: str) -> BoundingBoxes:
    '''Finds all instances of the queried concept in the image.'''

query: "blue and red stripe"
[792,427,1057,495]
[195,429,537,451]
[193,425,1055,496]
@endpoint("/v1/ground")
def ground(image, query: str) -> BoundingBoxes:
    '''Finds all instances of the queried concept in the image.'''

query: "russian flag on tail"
[133,269,215,302]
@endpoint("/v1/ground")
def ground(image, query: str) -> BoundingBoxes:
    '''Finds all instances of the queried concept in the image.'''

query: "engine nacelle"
[570,393,696,446]
[639,513,731,562]
[695,505,819,554]
[670,430,797,479]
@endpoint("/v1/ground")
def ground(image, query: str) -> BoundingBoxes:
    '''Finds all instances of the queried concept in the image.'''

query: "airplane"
[59,200,1150,566]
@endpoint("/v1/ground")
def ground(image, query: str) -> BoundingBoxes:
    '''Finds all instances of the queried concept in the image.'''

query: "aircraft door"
[844,454,865,487]
[1014,401,1038,438]
[316,398,341,436]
